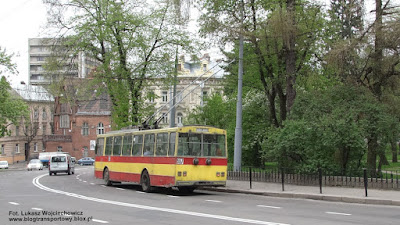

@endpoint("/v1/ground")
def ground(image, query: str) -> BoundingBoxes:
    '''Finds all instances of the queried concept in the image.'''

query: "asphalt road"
[1,167,399,225]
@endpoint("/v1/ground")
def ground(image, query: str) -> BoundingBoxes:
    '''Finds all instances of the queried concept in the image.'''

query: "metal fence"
[227,166,400,193]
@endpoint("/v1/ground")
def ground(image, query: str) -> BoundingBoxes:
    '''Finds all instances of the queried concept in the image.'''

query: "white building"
[145,54,225,127]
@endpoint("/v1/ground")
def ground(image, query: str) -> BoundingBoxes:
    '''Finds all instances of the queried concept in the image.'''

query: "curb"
[201,187,400,206]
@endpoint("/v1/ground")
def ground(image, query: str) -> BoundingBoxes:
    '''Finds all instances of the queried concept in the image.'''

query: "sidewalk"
[6,161,27,170]
[203,180,400,206]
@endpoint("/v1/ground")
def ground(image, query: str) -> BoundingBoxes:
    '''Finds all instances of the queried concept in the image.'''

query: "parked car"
[49,154,75,176]
[0,161,8,169]
[77,157,95,165]
[27,159,43,171]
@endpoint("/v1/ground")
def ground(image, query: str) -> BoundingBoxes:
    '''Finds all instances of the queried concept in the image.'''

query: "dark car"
[77,157,95,165]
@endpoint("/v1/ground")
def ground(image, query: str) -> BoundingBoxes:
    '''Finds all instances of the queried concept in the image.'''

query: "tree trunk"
[285,0,297,113]
[391,141,398,163]
[367,135,378,177]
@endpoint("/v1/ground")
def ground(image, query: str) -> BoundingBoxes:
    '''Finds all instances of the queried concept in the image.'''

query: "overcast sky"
[0,0,376,87]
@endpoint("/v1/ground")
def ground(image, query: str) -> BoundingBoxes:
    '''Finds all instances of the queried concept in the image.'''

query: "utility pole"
[170,47,178,128]
[234,0,244,171]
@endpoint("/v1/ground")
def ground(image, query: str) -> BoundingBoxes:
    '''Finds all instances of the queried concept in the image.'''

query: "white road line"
[90,183,95,185]
[32,208,43,211]
[101,185,107,188]
[33,174,290,225]
[9,202,19,205]
[92,219,109,223]
[168,195,179,198]
[205,200,222,203]
[257,205,281,209]
[116,188,124,190]
[136,191,145,194]
[326,212,352,216]
[83,181,87,183]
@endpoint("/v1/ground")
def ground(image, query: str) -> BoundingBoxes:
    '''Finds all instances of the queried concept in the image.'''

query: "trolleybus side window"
[105,137,113,156]
[113,136,122,156]
[156,133,168,156]
[96,138,104,156]
[169,132,176,156]
[122,135,133,156]
[143,134,155,156]
[132,135,143,155]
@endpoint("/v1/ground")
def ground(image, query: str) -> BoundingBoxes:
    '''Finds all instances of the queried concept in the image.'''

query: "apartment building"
[28,38,98,85]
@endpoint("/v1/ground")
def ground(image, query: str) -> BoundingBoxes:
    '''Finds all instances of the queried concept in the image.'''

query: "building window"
[162,113,168,124]
[57,146,62,152]
[1,144,4,155]
[15,126,19,136]
[34,143,38,152]
[34,108,39,119]
[60,115,69,128]
[203,64,207,72]
[162,91,168,102]
[82,122,89,136]
[148,91,155,103]
[37,56,45,61]
[42,109,47,120]
[177,112,183,124]
[15,144,20,153]
[42,123,47,135]
[176,92,183,103]
[97,122,104,135]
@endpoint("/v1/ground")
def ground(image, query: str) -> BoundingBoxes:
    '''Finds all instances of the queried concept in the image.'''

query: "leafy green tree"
[263,85,395,174]
[326,0,400,173]
[198,0,327,127]
[43,0,194,129]
[0,47,29,138]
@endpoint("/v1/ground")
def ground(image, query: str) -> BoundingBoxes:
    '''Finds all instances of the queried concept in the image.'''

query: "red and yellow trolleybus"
[94,125,227,192]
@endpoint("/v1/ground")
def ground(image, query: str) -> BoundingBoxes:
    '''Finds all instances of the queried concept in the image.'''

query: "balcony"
[43,135,72,142]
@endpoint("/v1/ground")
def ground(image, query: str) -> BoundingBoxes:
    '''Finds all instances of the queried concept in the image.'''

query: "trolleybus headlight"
[206,158,212,165]
[193,158,199,165]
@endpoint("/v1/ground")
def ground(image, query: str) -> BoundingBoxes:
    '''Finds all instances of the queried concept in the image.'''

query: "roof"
[76,93,112,116]
[12,84,54,102]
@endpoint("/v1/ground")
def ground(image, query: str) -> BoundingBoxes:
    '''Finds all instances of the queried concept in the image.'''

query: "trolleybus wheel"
[141,170,152,193]
[103,168,112,186]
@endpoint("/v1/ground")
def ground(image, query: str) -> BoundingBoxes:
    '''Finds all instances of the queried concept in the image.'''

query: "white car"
[27,159,43,171]
[0,161,9,169]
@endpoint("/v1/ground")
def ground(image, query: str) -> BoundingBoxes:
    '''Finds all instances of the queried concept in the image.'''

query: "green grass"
[382,152,400,172]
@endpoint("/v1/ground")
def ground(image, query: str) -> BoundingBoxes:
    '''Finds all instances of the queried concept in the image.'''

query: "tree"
[198,0,327,127]
[326,0,400,174]
[43,0,194,129]
[0,47,29,138]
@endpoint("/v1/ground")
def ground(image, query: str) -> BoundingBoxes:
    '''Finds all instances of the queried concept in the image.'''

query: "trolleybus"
[94,125,227,193]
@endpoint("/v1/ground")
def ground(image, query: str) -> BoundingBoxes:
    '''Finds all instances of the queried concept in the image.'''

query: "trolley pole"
[233,0,244,172]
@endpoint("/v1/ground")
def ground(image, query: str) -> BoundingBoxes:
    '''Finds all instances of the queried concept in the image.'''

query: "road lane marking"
[101,185,107,188]
[326,212,352,216]
[83,181,87,183]
[32,208,43,211]
[257,205,281,209]
[136,191,145,194]
[168,195,179,198]
[116,188,124,190]
[90,183,95,185]
[206,200,221,203]
[9,202,19,205]
[33,174,290,225]
[92,219,109,223]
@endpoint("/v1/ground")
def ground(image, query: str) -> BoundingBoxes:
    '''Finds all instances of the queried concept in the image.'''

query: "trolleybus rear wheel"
[103,168,112,186]
[141,170,152,193]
